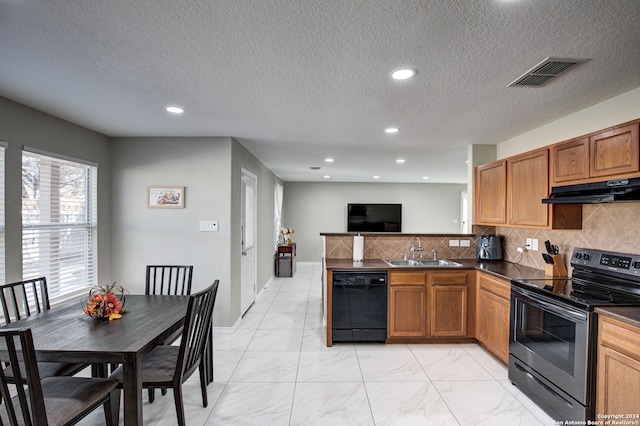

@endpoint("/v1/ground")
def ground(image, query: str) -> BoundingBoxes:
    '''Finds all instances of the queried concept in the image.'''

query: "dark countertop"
[595,306,640,329]
[325,258,547,282]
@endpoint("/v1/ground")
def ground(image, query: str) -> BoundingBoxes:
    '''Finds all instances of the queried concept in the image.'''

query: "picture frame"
[147,186,184,208]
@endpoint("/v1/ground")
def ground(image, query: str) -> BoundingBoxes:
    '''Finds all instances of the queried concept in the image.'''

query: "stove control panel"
[572,248,640,277]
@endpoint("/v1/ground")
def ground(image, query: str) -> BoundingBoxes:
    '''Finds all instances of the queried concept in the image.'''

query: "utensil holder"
[545,254,568,277]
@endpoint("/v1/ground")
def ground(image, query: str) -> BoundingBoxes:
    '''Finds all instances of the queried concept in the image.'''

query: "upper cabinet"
[475,149,582,229]
[475,160,507,225]
[552,122,640,185]
[551,137,590,183]
[507,149,550,227]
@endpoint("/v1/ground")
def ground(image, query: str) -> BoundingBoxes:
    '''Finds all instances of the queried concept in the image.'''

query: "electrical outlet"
[526,238,532,249]
[460,240,471,247]
[532,239,539,251]
[449,240,460,247]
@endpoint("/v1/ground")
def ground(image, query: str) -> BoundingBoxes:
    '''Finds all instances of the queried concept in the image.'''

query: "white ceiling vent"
[508,57,587,88]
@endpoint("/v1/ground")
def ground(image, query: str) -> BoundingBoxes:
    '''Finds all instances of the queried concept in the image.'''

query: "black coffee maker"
[477,234,503,260]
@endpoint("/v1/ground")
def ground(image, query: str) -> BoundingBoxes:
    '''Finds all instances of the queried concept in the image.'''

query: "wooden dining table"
[0,294,190,425]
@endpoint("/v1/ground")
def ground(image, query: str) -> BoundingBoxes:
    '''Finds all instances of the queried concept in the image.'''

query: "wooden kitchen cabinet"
[551,137,590,184]
[475,160,507,225]
[429,272,468,337]
[590,123,640,179]
[474,150,582,229]
[476,271,510,364]
[388,271,427,338]
[507,148,550,227]
[551,123,640,184]
[596,315,640,415]
[388,270,474,340]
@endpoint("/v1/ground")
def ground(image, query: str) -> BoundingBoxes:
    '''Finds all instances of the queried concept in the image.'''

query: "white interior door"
[241,170,257,315]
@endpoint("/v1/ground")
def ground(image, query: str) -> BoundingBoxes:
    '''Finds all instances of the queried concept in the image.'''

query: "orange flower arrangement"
[82,283,127,320]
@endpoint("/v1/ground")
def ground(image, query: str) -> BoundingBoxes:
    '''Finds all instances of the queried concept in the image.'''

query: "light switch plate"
[460,240,471,247]
[449,240,460,247]
[199,220,218,232]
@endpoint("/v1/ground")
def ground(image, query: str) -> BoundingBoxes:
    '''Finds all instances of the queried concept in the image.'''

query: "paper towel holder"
[353,233,364,262]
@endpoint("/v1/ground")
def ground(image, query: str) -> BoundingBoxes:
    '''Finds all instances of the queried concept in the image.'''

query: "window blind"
[22,151,97,300]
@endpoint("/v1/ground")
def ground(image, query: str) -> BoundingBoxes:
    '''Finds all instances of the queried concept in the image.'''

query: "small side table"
[276,243,297,277]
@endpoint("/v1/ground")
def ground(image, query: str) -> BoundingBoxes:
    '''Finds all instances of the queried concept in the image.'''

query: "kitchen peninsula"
[320,232,546,363]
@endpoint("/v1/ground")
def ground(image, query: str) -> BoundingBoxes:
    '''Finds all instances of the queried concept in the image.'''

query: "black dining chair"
[0,327,120,426]
[0,278,88,380]
[109,280,219,426]
[145,265,193,297]
[144,265,198,402]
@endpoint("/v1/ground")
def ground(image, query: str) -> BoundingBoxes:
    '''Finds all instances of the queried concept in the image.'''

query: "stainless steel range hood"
[542,178,640,204]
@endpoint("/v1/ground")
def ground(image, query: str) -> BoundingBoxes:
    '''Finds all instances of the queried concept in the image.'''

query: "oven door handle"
[512,287,587,323]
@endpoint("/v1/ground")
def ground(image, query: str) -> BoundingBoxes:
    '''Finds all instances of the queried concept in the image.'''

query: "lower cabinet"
[596,315,640,415]
[388,270,473,340]
[476,271,510,364]
[430,272,468,337]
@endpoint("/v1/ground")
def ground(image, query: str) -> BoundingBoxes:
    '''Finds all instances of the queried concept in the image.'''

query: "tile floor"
[79,262,556,425]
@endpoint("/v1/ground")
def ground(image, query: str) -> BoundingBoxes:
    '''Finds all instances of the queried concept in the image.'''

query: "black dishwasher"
[332,271,387,343]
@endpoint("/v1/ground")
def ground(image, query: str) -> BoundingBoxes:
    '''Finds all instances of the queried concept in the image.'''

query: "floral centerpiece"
[82,283,127,320]
[280,227,294,245]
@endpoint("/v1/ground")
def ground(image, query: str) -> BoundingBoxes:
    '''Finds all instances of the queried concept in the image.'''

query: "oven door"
[509,286,591,405]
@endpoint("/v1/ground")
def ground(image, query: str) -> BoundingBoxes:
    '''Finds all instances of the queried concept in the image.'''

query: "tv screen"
[347,204,402,232]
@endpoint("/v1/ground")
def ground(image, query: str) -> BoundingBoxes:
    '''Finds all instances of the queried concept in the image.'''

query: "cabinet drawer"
[389,271,426,285]
[430,272,467,285]
[598,315,640,358]
[477,272,510,300]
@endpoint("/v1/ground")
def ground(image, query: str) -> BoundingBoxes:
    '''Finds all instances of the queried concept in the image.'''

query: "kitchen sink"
[382,258,462,267]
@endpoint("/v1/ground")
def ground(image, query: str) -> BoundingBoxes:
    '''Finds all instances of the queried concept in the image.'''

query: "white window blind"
[22,151,97,300]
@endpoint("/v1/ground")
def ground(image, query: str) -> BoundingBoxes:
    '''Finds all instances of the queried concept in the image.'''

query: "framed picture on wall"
[147,186,185,208]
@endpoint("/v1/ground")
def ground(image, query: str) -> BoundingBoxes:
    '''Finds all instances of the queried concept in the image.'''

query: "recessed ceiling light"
[391,68,416,80]
[325,157,334,162]
[385,127,400,134]
[166,106,184,114]
[396,159,405,164]
[373,175,381,179]
[324,175,330,179]
[422,176,430,180]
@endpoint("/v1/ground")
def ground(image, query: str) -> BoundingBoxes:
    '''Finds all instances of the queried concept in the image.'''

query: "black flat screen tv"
[347,203,402,232]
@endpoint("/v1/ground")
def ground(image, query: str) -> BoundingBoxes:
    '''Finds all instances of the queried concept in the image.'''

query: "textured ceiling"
[1,1,639,183]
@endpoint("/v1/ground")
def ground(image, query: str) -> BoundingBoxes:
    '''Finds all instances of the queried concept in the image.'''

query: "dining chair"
[144,265,198,402]
[0,278,87,380]
[0,327,120,426]
[145,265,193,296]
[109,280,219,426]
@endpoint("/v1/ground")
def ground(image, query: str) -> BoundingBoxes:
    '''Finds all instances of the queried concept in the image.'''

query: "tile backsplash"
[499,203,640,273]
[324,226,495,261]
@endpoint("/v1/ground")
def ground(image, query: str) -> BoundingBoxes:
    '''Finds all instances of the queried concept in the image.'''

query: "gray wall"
[0,97,112,285]
[111,136,280,327]
[283,182,467,261]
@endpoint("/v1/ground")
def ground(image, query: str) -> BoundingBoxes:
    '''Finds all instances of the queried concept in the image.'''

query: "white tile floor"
[79,262,556,425]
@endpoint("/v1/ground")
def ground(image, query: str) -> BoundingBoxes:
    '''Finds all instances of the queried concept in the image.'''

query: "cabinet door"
[552,138,589,184]
[477,288,510,364]
[590,124,640,178]
[388,285,427,337]
[430,285,467,337]
[597,345,640,415]
[507,149,549,227]
[475,160,506,225]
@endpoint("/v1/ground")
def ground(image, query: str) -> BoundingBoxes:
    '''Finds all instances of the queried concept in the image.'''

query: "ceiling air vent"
[508,57,587,88]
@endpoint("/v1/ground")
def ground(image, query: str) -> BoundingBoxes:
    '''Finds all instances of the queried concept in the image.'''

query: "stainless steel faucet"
[432,249,437,260]
[410,237,424,258]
